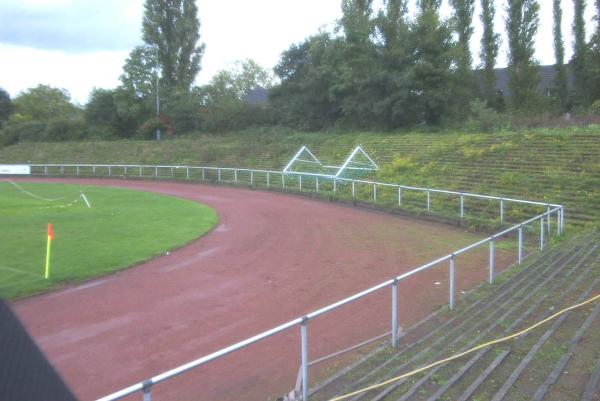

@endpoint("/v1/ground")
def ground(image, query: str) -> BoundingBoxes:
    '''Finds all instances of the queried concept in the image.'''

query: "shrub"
[45,117,86,141]
[590,100,600,116]
[0,120,46,144]
[465,99,507,133]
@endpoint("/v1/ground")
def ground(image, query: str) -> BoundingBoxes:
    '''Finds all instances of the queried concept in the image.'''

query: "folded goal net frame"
[282,145,379,181]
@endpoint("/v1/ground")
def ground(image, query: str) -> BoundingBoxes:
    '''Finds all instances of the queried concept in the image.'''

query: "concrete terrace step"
[311,229,600,401]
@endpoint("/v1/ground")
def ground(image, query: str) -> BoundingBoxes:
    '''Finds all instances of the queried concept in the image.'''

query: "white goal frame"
[282,145,379,179]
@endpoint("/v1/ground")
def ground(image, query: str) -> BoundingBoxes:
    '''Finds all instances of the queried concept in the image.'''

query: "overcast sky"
[0,0,596,104]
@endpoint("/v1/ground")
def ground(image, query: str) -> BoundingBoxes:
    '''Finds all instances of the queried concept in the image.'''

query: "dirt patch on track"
[11,178,514,401]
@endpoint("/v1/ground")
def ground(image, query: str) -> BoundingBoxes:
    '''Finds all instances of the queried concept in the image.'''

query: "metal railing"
[27,163,564,401]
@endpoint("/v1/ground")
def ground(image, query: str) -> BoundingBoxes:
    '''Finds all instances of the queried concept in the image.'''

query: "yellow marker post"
[45,223,54,279]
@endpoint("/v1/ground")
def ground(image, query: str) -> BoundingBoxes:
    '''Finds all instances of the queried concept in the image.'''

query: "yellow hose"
[328,293,600,401]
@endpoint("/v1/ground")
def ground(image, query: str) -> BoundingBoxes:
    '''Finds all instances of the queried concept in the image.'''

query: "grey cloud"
[0,1,142,52]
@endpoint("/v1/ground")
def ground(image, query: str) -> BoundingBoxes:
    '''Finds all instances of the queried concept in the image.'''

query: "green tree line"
[1,0,600,145]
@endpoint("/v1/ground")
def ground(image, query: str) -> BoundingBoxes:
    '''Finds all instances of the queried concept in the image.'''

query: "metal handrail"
[24,163,564,401]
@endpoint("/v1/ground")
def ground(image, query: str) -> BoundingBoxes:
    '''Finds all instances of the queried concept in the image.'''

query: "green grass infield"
[0,182,218,300]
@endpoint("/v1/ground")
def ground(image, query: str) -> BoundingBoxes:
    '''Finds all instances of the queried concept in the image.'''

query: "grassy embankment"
[1,126,598,228]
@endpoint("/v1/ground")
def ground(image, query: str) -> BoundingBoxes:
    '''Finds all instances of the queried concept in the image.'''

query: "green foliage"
[571,0,590,108]
[199,59,274,133]
[506,0,541,113]
[465,99,508,132]
[588,1,600,103]
[142,0,205,92]
[271,33,345,130]
[590,100,600,115]
[0,85,83,144]
[0,120,45,146]
[12,84,79,122]
[450,0,476,114]
[85,87,147,138]
[201,59,273,103]
[409,6,455,125]
[120,45,158,99]
[480,0,501,104]
[0,88,12,128]
[553,0,568,110]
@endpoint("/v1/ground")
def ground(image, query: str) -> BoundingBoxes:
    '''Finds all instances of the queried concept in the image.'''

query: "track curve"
[11,178,510,401]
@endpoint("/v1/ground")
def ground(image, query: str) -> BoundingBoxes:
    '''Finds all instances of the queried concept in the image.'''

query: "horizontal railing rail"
[23,163,564,401]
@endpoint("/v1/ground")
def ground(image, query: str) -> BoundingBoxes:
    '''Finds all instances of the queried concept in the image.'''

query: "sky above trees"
[0,0,596,103]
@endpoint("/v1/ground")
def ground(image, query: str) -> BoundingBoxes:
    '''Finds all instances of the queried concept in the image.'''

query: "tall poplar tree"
[418,0,442,11]
[589,0,600,102]
[410,2,455,124]
[553,0,568,109]
[450,0,476,114]
[142,0,205,92]
[373,0,413,127]
[339,0,377,126]
[450,0,475,69]
[572,0,589,107]
[506,0,541,111]
[480,0,500,105]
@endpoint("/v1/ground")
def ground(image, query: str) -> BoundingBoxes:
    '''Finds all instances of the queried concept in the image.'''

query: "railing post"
[540,217,545,251]
[398,187,402,206]
[489,237,495,284]
[316,177,319,192]
[76,166,80,176]
[142,380,153,401]
[186,167,190,180]
[170,167,174,177]
[44,166,48,175]
[546,205,551,233]
[267,172,270,187]
[92,166,96,176]
[155,167,158,178]
[301,317,309,401]
[108,166,112,176]
[234,170,237,182]
[218,169,221,181]
[352,180,355,198]
[373,183,377,202]
[391,279,398,349]
[282,173,285,189]
[500,198,504,223]
[556,208,560,236]
[299,175,302,191]
[60,166,64,175]
[140,166,143,177]
[449,254,455,310]
[333,179,337,194]
[124,166,127,176]
[518,225,523,264]
[202,168,205,181]
[250,170,254,185]
[561,206,565,234]
[460,193,464,219]
[427,190,431,212]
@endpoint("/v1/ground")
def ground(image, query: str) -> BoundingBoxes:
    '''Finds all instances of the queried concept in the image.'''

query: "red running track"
[11,178,512,401]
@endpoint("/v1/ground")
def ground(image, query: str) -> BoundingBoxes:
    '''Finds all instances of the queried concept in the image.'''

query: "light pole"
[154,45,161,141]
